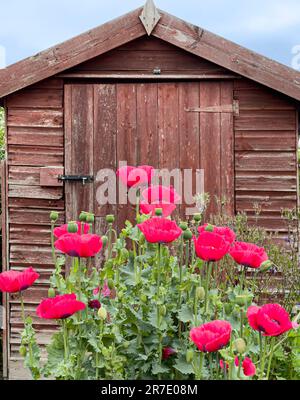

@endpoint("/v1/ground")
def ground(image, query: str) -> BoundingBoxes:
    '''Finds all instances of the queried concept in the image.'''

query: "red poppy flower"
[137,217,182,244]
[93,281,116,299]
[53,222,90,238]
[190,320,232,352]
[198,224,236,245]
[55,233,102,258]
[0,267,39,293]
[193,231,230,262]
[140,185,181,217]
[36,294,86,319]
[162,347,177,360]
[117,165,154,188]
[229,241,268,269]
[247,303,298,336]
[235,357,256,377]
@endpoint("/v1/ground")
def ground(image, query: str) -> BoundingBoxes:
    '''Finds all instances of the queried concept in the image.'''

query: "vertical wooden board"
[93,84,117,219]
[136,83,159,168]
[178,82,200,218]
[199,81,221,216]
[64,84,94,221]
[158,83,180,220]
[220,81,234,215]
[116,83,137,229]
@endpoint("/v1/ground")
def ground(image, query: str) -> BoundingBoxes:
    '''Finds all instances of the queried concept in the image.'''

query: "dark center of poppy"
[20,285,29,291]
[60,313,72,319]
[68,250,80,257]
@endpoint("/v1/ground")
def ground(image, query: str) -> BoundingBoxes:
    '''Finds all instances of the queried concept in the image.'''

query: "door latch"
[58,175,94,185]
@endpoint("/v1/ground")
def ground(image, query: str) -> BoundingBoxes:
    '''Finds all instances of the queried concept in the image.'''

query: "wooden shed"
[0,1,299,379]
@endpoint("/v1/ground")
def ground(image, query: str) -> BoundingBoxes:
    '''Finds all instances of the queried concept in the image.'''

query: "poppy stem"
[204,262,212,316]
[157,243,162,294]
[266,337,276,380]
[240,308,244,338]
[63,319,69,363]
[196,352,204,380]
[259,334,267,379]
[20,293,26,324]
[108,223,113,259]
[50,221,57,266]
[135,188,140,221]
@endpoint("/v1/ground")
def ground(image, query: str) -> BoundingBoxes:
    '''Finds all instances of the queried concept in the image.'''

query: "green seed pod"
[183,229,193,240]
[123,341,130,349]
[86,213,95,224]
[79,212,87,222]
[186,349,194,363]
[193,213,201,222]
[234,293,253,307]
[204,224,214,232]
[50,211,59,222]
[179,222,188,231]
[260,260,273,273]
[67,221,78,233]
[160,305,167,316]
[234,338,247,354]
[101,235,108,247]
[196,286,205,301]
[224,303,233,315]
[155,208,163,216]
[19,345,27,357]
[106,214,115,224]
[98,307,107,320]
[48,288,56,298]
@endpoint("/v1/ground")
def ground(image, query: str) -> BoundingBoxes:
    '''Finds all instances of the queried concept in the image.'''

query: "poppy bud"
[106,215,115,224]
[233,338,247,354]
[196,286,205,301]
[204,224,214,232]
[183,230,193,240]
[194,213,201,222]
[48,287,55,298]
[67,222,78,233]
[179,222,188,231]
[86,213,95,224]
[234,293,253,307]
[50,211,59,222]
[160,305,167,316]
[123,341,130,349]
[260,260,273,272]
[19,345,27,357]
[89,300,101,310]
[186,349,194,363]
[101,235,108,247]
[155,208,163,216]
[79,212,87,222]
[98,307,107,320]
[107,279,114,290]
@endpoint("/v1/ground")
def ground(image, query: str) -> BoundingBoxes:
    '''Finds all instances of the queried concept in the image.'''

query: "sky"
[0,0,299,69]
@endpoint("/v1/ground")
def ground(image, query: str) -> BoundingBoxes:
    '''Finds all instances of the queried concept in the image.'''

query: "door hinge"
[185,100,239,116]
[58,175,94,185]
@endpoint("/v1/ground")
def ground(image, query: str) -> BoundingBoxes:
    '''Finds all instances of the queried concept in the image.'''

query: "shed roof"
[0,5,300,101]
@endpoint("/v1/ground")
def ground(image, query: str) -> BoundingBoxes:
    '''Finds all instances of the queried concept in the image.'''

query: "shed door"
[64,82,234,230]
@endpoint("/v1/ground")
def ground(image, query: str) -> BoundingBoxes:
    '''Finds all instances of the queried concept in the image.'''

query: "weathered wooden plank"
[234,110,296,131]
[7,127,64,147]
[9,185,63,200]
[9,208,65,226]
[0,8,145,98]
[234,88,296,110]
[178,82,199,217]
[220,81,234,215]
[9,166,41,186]
[199,81,221,216]
[65,84,94,221]
[10,245,54,265]
[235,131,296,151]
[94,84,117,217]
[8,197,65,210]
[6,88,63,109]
[236,193,297,213]
[10,225,51,245]
[247,215,290,232]
[8,145,63,166]
[236,173,297,192]
[235,152,296,171]
[7,109,63,128]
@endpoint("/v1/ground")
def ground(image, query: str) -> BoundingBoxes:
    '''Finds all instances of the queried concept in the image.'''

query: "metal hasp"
[139,0,161,35]
[58,175,94,185]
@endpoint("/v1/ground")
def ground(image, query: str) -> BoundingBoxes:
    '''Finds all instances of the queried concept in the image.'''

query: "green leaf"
[152,363,170,375]
[174,357,194,375]
[178,304,194,323]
